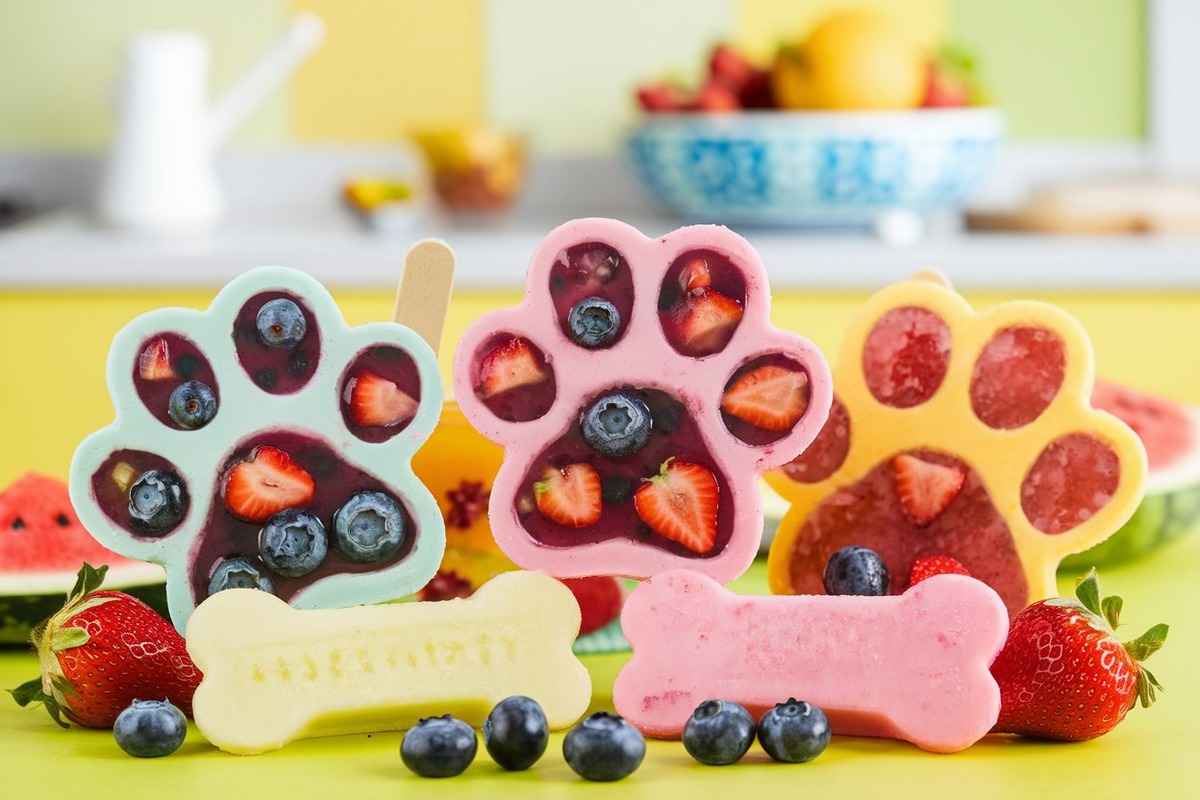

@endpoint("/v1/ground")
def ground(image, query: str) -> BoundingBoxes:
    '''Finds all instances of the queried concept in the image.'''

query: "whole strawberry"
[990,569,1167,741]
[9,563,201,728]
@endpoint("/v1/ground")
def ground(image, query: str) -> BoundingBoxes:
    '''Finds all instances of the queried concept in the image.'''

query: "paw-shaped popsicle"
[187,570,591,754]
[613,569,1008,753]
[767,271,1147,617]
[69,267,445,631]
[452,218,832,581]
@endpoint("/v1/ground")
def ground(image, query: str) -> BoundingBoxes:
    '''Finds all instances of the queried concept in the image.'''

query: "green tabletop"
[1,551,1193,799]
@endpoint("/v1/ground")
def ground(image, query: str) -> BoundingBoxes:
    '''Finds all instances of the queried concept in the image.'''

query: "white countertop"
[3,146,1199,291]
[2,208,1199,291]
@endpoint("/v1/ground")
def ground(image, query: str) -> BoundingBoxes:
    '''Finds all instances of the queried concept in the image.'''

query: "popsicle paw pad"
[453,218,832,581]
[766,271,1147,617]
[612,569,1008,753]
[70,266,445,631]
[186,570,591,754]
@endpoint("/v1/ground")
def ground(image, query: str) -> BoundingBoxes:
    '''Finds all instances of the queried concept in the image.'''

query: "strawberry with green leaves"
[9,564,201,728]
[990,569,1167,741]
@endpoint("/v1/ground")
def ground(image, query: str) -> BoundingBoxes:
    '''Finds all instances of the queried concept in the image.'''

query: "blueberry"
[580,393,652,459]
[562,712,645,781]
[259,508,328,577]
[401,715,477,778]
[208,555,275,596]
[167,380,217,429]
[286,350,311,376]
[113,699,187,757]
[128,470,187,532]
[256,298,306,348]
[823,545,889,596]
[567,297,621,349]
[681,699,756,766]
[756,698,830,763]
[175,353,201,379]
[332,491,406,563]
[601,475,632,505]
[483,695,549,771]
[254,368,278,389]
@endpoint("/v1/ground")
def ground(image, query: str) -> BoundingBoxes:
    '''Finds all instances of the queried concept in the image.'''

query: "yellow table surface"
[1,286,1198,797]
[1,552,1194,799]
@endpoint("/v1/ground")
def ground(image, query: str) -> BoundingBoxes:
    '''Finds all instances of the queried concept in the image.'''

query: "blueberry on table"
[208,555,276,596]
[259,508,328,577]
[127,469,187,532]
[756,699,830,764]
[568,297,621,349]
[113,699,187,758]
[401,715,478,778]
[483,695,549,771]
[581,393,652,459]
[562,711,645,781]
[682,699,756,766]
[332,491,407,563]
[823,545,889,596]
[256,298,306,348]
[167,380,217,429]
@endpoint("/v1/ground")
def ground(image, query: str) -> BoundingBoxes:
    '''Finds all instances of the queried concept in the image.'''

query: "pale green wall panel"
[949,0,1145,139]
[484,0,733,156]
[0,0,292,149]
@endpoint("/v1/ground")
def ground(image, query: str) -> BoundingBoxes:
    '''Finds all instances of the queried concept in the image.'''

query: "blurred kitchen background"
[1,0,1199,484]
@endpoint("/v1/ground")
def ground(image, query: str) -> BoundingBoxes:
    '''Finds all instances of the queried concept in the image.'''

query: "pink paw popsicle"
[452,218,832,581]
[69,265,446,630]
[767,270,1147,617]
[613,569,1008,753]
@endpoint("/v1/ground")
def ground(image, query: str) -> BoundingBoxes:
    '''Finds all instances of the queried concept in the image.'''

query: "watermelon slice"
[0,473,165,643]
[1062,381,1200,567]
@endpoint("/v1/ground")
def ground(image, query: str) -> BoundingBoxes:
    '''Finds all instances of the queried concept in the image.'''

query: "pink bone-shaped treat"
[613,569,1008,753]
[452,218,832,582]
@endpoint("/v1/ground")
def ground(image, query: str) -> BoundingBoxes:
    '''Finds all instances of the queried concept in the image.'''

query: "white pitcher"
[98,14,325,233]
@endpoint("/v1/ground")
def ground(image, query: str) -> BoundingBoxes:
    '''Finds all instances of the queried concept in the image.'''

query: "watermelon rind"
[0,563,166,645]
[1062,405,1200,569]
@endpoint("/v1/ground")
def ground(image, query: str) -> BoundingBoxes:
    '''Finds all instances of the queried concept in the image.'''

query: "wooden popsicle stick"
[393,238,456,355]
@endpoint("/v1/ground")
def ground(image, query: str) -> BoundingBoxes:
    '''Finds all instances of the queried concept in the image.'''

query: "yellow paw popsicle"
[186,570,591,754]
[767,271,1147,617]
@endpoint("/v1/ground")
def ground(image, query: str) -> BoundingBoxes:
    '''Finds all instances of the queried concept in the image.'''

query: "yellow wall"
[291,0,485,141]
[2,288,1196,489]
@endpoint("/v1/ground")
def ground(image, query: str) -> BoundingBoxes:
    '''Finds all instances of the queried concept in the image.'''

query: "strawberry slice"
[222,446,315,523]
[908,555,970,587]
[534,463,602,528]
[892,454,966,525]
[347,370,418,427]
[138,337,176,381]
[669,289,743,356]
[477,337,550,399]
[721,364,810,431]
[634,459,719,554]
[678,257,713,292]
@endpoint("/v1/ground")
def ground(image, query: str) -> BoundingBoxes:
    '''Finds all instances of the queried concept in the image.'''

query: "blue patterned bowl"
[626,108,1005,227]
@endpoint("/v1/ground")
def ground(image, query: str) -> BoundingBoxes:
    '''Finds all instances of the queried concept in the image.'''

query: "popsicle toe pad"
[187,570,591,754]
[613,569,1008,753]
[766,271,1147,617]
[453,218,832,581]
[69,267,445,631]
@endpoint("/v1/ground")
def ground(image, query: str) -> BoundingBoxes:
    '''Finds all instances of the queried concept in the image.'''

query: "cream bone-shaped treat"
[187,570,592,754]
[613,569,1008,753]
